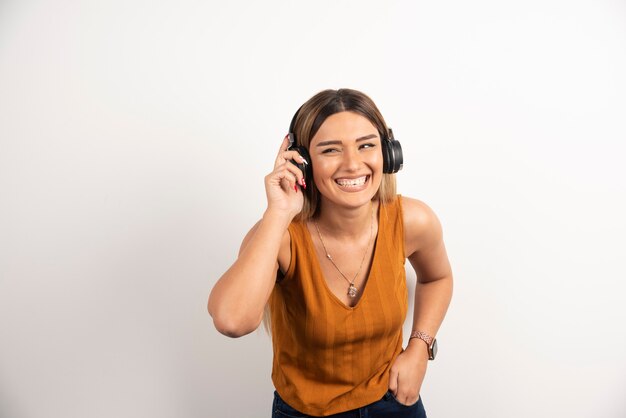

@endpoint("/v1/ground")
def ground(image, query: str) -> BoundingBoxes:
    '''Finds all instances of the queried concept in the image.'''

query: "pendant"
[347,283,358,298]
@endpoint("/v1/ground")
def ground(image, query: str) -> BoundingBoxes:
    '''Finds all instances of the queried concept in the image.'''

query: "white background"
[1,1,625,417]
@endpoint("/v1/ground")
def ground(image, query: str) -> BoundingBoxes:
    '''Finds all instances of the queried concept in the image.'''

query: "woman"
[208,89,453,417]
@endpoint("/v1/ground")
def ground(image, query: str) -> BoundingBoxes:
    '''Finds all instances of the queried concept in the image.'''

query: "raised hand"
[264,135,307,219]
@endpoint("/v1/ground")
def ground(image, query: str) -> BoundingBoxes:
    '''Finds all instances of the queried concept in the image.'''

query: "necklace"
[314,205,375,298]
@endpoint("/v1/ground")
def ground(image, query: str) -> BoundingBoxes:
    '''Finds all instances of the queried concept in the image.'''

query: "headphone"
[287,108,403,184]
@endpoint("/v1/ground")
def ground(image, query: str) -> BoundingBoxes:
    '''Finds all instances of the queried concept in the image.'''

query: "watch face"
[430,339,438,360]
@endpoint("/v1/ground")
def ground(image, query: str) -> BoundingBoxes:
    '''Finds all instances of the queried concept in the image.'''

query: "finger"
[397,386,418,406]
[388,369,399,396]
[404,394,419,406]
[275,149,308,168]
[274,162,305,189]
[268,163,299,191]
[277,134,290,157]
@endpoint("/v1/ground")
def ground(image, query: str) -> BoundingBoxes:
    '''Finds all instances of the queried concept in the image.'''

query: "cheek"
[307,157,325,189]
[369,153,384,185]
[368,150,384,172]
[312,168,332,191]
[310,157,333,183]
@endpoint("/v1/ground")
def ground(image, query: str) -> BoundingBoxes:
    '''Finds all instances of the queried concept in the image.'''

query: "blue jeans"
[272,390,427,418]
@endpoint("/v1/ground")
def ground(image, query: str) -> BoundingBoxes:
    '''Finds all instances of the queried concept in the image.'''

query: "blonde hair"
[291,88,397,222]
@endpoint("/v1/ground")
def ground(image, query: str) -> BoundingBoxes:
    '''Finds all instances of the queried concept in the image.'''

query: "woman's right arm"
[207,136,306,337]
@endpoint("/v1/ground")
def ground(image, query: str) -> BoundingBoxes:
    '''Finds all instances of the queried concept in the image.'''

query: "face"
[309,111,383,209]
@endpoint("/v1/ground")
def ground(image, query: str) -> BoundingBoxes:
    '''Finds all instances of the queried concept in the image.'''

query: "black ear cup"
[287,108,312,185]
[287,133,313,184]
[382,129,404,173]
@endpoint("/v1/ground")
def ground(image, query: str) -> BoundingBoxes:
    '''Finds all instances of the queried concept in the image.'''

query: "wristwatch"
[409,331,438,360]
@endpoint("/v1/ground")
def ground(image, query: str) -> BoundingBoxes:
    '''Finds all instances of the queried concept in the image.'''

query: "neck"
[314,199,377,239]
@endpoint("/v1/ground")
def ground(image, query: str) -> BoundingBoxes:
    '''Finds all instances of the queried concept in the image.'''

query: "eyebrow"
[315,134,378,147]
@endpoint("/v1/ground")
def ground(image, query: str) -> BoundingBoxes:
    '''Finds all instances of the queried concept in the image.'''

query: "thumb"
[388,368,399,396]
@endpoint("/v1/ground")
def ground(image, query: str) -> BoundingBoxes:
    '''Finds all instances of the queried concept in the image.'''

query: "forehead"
[311,111,379,144]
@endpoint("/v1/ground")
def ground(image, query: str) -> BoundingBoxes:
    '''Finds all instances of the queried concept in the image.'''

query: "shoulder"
[400,196,444,258]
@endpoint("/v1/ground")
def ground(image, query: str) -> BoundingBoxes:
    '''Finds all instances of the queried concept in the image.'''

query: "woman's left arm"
[388,197,454,406]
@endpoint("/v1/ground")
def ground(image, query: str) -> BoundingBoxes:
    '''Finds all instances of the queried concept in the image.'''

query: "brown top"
[269,196,408,416]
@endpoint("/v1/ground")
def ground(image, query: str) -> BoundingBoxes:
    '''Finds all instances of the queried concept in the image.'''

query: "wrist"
[406,337,430,360]
[262,208,295,227]
[408,330,438,361]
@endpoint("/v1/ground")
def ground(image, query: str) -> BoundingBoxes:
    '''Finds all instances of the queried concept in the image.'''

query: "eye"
[359,143,376,150]
[321,147,340,154]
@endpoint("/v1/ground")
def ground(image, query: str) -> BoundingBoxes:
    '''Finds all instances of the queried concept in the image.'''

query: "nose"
[342,145,362,171]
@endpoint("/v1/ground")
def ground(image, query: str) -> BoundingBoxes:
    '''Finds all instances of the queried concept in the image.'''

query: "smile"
[335,175,369,188]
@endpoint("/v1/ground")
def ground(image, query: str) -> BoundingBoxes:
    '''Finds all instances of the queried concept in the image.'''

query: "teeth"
[336,176,367,187]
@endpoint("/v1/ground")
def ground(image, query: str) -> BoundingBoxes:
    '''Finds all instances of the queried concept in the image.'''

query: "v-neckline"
[304,204,383,311]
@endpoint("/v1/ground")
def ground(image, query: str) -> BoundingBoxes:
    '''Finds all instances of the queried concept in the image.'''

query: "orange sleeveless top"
[269,196,408,416]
